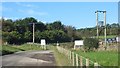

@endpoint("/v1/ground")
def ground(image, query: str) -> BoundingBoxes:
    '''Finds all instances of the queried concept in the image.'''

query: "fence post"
[70,51,71,63]
[80,56,83,68]
[72,52,75,66]
[94,62,99,68]
[86,58,89,68]
[76,54,79,66]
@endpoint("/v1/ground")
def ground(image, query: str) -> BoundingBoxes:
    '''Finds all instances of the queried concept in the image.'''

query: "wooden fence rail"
[56,46,100,67]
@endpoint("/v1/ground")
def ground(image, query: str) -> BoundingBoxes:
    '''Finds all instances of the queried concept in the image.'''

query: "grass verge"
[49,45,71,66]
[0,44,43,55]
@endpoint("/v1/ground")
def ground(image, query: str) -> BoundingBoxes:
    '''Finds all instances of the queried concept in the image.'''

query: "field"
[73,50,118,66]
[59,42,119,66]
[97,35,117,39]
[0,44,43,55]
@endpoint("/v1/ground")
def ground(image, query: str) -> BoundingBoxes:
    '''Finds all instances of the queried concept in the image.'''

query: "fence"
[57,46,100,68]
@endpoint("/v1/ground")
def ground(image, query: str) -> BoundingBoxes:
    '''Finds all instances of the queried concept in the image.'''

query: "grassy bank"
[0,44,43,55]
[59,42,118,66]
[49,45,71,66]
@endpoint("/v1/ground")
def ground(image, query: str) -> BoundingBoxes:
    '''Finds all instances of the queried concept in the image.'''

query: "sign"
[41,39,46,45]
[74,40,84,45]
[116,37,120,42]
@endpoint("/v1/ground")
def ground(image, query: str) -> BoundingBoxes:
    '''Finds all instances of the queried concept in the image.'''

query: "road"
[1,50,56,67]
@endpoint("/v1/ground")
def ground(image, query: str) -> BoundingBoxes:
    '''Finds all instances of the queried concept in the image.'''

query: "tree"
[2,32,12,43]
[9,31,23,44]
[24,31,32,42]
[64,26,76,42]
[46,21,64,30]
[35,21,46,32]
[2,19,14,32]
[83,38,99,51]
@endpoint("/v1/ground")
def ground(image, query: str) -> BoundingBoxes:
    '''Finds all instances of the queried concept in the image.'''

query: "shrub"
[83,38,99,51]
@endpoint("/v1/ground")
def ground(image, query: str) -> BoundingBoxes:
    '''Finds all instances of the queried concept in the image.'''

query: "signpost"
[41,39,46,50]
[74,40,84,49]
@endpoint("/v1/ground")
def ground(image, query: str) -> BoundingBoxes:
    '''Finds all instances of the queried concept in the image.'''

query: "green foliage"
[1,45,23,55]
[77,23,120,37]
[24,31,32,41]
[1,17,120,45]
[83,38,99,51]
[2,17,82,44]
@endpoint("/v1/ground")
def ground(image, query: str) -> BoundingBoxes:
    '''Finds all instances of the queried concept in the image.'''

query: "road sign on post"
[41,39,46,50]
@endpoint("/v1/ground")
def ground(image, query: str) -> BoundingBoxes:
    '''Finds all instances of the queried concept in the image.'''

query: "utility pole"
[33,23,35,44]
[104,11,107,49]
[95,10,107,48]
[95,11,99,39]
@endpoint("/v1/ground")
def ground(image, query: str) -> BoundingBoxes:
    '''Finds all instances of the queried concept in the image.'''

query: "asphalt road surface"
[1,50,56,67]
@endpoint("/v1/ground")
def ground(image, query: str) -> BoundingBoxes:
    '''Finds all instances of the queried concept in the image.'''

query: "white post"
[72,52,75,66]
[33,23,35,44]
[94,62,99,68]
[104,11,107,50]
[76,54,79,66]
[95,11,99,39]
[80,56,83,67]
[86,58,89,68]
[70,51,71,62]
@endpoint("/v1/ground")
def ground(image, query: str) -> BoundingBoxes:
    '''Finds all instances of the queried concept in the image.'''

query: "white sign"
[116,37,120,42]
[41,39,46,45]
[74,40,84,45]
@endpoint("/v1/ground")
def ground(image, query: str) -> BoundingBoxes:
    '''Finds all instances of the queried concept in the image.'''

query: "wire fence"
[57,46,101,68]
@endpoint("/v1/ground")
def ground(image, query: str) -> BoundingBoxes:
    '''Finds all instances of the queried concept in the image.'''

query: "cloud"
[19,9,48,16]
[15,2,37,8]
[1,17,20,20]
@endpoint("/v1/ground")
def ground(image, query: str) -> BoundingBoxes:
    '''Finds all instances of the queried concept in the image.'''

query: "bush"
[83,38,99,51]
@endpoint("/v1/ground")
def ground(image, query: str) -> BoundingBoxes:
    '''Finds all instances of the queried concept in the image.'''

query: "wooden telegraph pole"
[95,10,107,48]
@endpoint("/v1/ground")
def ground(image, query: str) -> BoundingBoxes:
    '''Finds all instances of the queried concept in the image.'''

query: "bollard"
[76,54,79,66]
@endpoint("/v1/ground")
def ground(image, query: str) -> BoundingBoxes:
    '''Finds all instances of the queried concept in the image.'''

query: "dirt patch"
[30,52,56,66]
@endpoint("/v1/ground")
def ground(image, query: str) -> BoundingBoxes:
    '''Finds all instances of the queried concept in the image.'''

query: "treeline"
[1,17,120,44]
[77,23,120,38]
[1,17,82,44]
